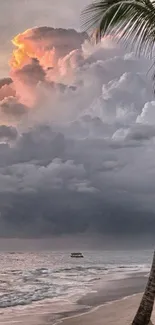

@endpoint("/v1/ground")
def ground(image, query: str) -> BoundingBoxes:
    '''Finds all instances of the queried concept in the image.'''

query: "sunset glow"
[10,29,34,69]
[10,28,56,71]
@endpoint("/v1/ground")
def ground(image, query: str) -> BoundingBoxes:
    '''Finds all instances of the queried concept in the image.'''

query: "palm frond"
[81,0,155,58]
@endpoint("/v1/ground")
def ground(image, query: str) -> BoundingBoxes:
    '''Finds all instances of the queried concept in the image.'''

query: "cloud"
[10,58,46,107]
[24,26,87,59]
[12,58,46,85]
[136,101,155,125]
[0,26,155,239]
[125,124,155,141]
[0,78,12,88]
[1,158,92,194]
[0,78,15,101]
[0,96,27,117]
[0,125,18,141]
[10,27,88,71]
[1,27,88,109]
[0,0,91,73]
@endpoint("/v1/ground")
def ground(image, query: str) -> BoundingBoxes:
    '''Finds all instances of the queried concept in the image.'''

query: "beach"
[0,249,153,325]
[1,293,155,325]
[0,272,151,325]
[60,294,155,325]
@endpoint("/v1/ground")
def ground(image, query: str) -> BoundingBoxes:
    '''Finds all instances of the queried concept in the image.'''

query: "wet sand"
[60,294,155,325]
[78,273,147,306]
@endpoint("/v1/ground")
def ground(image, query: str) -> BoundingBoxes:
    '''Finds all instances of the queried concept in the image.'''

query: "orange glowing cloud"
[10,28,58,71]
[10,29,34,70]
[7,27,87,108]
[9,27,87,72]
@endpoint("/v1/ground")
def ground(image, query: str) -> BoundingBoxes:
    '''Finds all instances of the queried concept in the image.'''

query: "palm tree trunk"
[132,251,155,325]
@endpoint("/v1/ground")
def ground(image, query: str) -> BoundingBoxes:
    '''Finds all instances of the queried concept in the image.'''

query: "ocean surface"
[0,249,153,322]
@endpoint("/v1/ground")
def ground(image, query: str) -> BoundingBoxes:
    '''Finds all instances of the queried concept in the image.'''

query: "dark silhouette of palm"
[81,0,155,57]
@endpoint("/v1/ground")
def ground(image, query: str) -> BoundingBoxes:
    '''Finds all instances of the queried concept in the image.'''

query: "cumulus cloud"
[0,125,18,141]
[1,158,94,194]
[0,78,12,88]
[0,27,88,110]
[136,101,155,125]
[0,97,27,117]
[12,58,46,85]
[125,124,155,141]
[10,27,87,72]
[0,78,15,101]
[0,26,155,239]
[22,26,87,61]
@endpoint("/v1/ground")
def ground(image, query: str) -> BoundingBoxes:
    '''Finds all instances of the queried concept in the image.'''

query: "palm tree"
[81,0,155,74]
[81,1,155,324]
[132,251,155,324]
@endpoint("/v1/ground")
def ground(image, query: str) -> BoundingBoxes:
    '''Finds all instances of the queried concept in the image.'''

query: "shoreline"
[78,272,147,307]
[57,293,155,325]
[51,272,148,323]
[53,293,142,325]
[50,272,148,325]
[0,294,145,325]
[0,272,149,325]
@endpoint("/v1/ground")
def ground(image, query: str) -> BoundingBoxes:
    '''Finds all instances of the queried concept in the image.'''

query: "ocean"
[0,249,153,324]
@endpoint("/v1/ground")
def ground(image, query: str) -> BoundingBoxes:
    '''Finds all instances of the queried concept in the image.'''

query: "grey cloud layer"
[0,31,155,237]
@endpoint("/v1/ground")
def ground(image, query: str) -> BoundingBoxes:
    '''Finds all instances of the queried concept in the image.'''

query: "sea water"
[0,249,152,322]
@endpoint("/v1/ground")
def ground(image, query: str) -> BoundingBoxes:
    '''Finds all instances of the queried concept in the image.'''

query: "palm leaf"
[81,0,155,59]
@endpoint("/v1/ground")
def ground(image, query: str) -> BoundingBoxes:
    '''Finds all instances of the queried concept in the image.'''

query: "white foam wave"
[0,251,151,309]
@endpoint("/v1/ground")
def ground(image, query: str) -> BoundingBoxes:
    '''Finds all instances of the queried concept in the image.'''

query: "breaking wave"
[0,250,151,308]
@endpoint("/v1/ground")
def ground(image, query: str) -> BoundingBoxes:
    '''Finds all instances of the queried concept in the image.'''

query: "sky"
[0,0,155,247]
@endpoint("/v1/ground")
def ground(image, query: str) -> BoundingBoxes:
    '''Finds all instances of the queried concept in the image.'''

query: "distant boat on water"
[70,252,84,258]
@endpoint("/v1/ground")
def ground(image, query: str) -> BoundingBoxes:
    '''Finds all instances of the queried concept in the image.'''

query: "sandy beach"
[60,294,155,325]
[2,293,155,325]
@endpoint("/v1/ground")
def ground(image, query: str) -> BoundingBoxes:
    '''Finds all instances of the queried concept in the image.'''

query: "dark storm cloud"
[0,122,154,238]
[1,190,155,238]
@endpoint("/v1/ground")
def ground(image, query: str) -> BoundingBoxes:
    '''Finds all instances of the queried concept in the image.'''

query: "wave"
[55,266,108,273]
[54,264,149,274]
[0,251,150,309]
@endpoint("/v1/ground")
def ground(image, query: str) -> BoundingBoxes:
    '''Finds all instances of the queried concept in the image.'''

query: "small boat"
[70,252,84,258]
